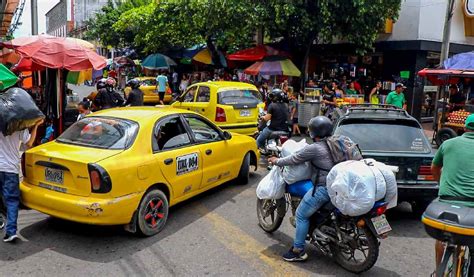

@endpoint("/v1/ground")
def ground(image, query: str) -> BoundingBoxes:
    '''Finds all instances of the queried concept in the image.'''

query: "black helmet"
[271,88,284,102]
[96,78,107,90]
[127,79,140,89]
[308,116,333,139]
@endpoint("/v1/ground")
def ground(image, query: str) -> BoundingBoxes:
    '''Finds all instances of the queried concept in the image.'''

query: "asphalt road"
[0,164,435,276]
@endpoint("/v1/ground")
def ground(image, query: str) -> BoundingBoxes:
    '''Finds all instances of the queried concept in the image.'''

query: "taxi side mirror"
[223,131,232,140]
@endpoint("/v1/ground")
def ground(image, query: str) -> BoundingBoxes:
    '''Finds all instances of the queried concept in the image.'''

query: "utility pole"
[31,0,38,35]
[433,0,456,136]
[440,0,455,65]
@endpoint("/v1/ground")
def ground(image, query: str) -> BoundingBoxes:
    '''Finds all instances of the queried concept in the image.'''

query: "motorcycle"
[254,108,290,157]
[257,188,391,273]
[257,148,394,273]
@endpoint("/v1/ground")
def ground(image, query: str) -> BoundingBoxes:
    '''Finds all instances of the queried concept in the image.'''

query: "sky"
[14,0,59,37]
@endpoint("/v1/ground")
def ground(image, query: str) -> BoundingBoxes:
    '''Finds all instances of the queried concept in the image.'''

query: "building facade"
[45,0,68,37]
[70,0,108,38]
[309,0,474,120]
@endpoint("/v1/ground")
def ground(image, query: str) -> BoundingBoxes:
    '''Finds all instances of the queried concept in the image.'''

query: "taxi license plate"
[240,109,251,117]
[370,214,392,235]
[44,167,64,184]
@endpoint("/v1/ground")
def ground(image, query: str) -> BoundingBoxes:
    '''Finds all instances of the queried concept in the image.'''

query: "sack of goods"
[256,166,285,200]
[280,140,312,184]
[0,87,45,136]
[326,159,398,217]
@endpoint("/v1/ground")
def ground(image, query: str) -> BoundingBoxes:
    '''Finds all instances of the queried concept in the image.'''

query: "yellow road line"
[196,205,309,276]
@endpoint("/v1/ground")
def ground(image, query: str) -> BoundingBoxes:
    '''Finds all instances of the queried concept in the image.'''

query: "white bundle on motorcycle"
[281,140,311,184]
[326,159,398,216]
[256,166,285,199]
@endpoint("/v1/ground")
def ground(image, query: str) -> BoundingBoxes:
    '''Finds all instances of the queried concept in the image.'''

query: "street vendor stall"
[298,87,321,127]
[418,52,474,145]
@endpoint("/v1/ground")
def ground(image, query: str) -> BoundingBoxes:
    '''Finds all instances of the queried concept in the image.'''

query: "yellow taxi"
[172,81,263,135]
[124,77,173,104]
[20,107,259,236]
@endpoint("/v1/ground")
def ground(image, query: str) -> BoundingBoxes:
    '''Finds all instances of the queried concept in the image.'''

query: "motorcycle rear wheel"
[256,198,285,233]
[330,224,379,274]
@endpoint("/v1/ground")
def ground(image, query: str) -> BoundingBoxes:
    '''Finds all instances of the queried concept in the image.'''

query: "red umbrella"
[114,56,135,67]
[13,36,105,71]
[227,45,290,61]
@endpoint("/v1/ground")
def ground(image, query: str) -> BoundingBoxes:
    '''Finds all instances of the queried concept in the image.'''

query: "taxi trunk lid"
[24,143,122,197]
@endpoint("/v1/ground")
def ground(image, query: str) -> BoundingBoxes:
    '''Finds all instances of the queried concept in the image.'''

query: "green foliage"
[84,0,152,48]
[89,0,402,67]
[263,0,401,55]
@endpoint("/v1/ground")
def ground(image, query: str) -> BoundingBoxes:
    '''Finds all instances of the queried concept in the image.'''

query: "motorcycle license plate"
[371,214,392,235]
[240,109,251,117]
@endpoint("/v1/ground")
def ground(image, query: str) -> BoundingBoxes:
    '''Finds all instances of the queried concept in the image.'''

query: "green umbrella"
[0,64,18,90]
[142,53,177,70]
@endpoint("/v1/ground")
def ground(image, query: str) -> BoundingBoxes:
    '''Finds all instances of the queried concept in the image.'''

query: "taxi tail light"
[21,153,26,178]
[88,164,112,193]
[418,165,434,181]
[215,107,227,122]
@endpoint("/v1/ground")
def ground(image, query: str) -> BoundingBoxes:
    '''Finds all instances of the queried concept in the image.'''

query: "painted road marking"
[196,205,309,276]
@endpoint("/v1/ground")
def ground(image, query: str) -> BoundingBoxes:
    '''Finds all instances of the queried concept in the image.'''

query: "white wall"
[378,0,421,41]
[378,0,474,45]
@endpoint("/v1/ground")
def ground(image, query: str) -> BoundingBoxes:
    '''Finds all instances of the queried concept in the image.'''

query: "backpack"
[325,135,363,164]
[310,135,363,196]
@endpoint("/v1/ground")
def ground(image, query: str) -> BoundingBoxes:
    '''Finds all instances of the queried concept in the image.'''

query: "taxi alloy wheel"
[137,189,169,236]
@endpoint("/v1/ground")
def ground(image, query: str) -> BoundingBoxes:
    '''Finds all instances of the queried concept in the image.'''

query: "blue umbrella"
[142,53,177,70]
[443,51,474,70]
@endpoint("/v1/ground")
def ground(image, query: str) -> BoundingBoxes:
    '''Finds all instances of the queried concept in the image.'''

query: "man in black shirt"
[449,84,466,112]
[256,89,289,149]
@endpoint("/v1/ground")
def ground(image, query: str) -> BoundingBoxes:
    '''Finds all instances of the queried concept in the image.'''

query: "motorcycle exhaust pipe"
[312,228,331,242]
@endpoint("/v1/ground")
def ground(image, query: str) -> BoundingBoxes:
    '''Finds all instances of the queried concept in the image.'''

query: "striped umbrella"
[244,56,301,76]
[142,53,176,70]
[66,69,93,85]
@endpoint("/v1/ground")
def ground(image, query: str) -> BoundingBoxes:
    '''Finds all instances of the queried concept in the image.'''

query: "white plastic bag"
[327,160,377,216]
[256,166,286,199]
[366,159,398,209]
[281,140,312,184]
[327,159,398,217]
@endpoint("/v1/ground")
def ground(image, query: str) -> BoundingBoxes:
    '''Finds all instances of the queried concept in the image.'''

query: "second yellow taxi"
[172,81,263,135]
[20,107,259,236]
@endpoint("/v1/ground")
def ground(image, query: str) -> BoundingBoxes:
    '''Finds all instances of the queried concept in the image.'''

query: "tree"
[114,0,264,66]
[84,0,152,49]
[263,0,401,82]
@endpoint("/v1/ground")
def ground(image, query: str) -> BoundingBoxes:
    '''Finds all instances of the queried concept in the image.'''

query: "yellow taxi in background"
[124,77,173,104]
[20,107,258,236]
[172,81,263,135]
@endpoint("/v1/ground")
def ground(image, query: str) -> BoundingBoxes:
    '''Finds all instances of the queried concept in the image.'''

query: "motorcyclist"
[256,89,289,150]
[268,116,335,262]
[94,78,123,110]
[124,79,144,106]
[105,77,124,107]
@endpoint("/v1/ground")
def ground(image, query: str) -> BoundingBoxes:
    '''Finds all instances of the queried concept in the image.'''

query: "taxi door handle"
[164,158,173,165]
[205,149,212,155]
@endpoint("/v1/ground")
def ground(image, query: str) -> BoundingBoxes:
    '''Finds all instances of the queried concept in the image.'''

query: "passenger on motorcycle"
[431,114,474,270]
[256,89,289,150]
[268,116,335,262]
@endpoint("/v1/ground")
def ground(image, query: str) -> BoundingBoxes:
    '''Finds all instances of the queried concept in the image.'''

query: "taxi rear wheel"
[236,153,250,185]
[136,189,169,237]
